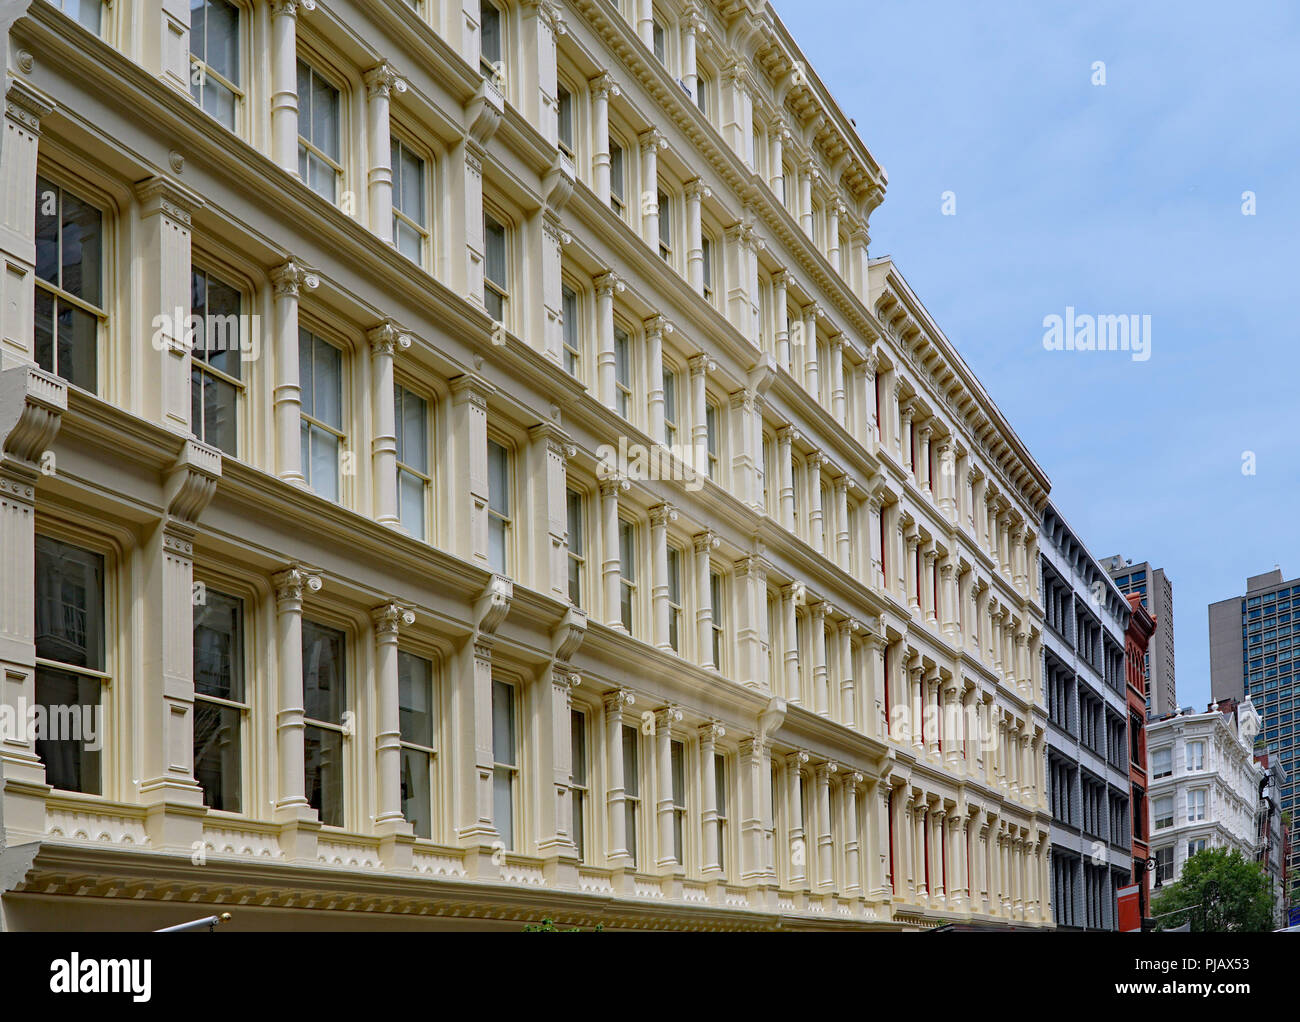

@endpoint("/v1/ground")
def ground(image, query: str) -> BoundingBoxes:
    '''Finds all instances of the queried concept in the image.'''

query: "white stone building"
[1147,700,1264,892]
[0,0,1053,930]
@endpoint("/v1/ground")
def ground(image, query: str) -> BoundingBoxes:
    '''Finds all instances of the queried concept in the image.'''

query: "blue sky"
[774,0,1300,710]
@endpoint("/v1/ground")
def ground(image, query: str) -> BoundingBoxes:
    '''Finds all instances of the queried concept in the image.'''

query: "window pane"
[622,726,638,796]
[493,766,514,848]
[570,711,586,785]
[312,336,343,428]
[298,327,314,417]
[34,289,54,377]
[487,440,509,516]
[492,679,515,766]
[480,1,501,66]
[201,373,238,455]
[311,69,340,160]
[198,272,242,379]
[35,535,105,671]
[194,700,242,812]
[609,142,624,200]
[401,747,432,839]
[302,620,346,723]
[557,83,572,149]
[618,520,635,581]
[395,385,428,470]
[399,469,426,540]
[205,0,240,83]
[483,214,507,288]
[193,589,243,701]
[61,184,102,306]
[35,176,58,286]
[398,650,434,746]
[34,667,101,794]
[309,424,339,501]
[305,724,345,826]
[57,303,98,393]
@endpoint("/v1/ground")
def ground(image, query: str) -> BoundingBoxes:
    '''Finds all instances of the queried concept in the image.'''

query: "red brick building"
[1125,593,1157,920]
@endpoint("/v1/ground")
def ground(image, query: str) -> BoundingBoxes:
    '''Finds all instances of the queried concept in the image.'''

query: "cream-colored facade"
[0,0,1052,930]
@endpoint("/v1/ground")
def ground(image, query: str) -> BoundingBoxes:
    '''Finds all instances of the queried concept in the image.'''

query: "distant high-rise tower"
[1101,556,1176,717]
[1209,568,1300,882]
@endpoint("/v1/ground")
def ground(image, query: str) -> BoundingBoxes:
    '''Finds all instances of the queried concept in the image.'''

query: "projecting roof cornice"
[870,261,1050,516]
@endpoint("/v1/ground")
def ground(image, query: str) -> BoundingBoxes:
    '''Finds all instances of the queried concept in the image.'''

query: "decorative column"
[768,116,789,201]
[135,177,204,435]
[798,156,817,236]
[589,73,620,204]
[943,679,962,770]
[1,81,52,371]
[270,0,312,174]
[843,773,862,896]
[693,530,719,668]
[538,658,583,866]
[838,619,858,728]
[645,314,672,442]
[809,601,829,716]
[829,334,846,424]
[272,564,323,857]
[786,751,810,888]
[372,600,417,862]
[685,178,711,295]
[815,760,838,892]
[139,441,222,850]
[720,62,754,164]
[940,561,957,640]
[449,373,494,566]
[528,421,572,601]
[833,476,851,569]
[700,721,726,877]
[932,806,947,903]
[917,423,932,494]
[827,199,843,270]
[807,451,825,554]
[636,0,654,46]
[655,704,683,871]
[0,365,65,840]
[594,272,624,412]
[923,548,938,625]
[364,62,406,243]
[448,574,514,873]
[776,425,797,531]
[682,4,704,100]
[904,531,920,613]
[604,688,636,867]
[368,321,409,529]
[638,128,666,249]
[733,555,769,690]
[863,629,886,740]
[908,660,924,752]
[867,492,886,591]
[649,502,677,651]
[772,270,791,369]
[801,304,820,401]
[271,260,319,486]
[688,353,715,470]
[738,734,769,882]
[781,583,802,703]
[599,474,629,629]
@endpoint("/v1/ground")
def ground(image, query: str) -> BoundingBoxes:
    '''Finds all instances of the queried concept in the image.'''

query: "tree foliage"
[1151,847,1274,932]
